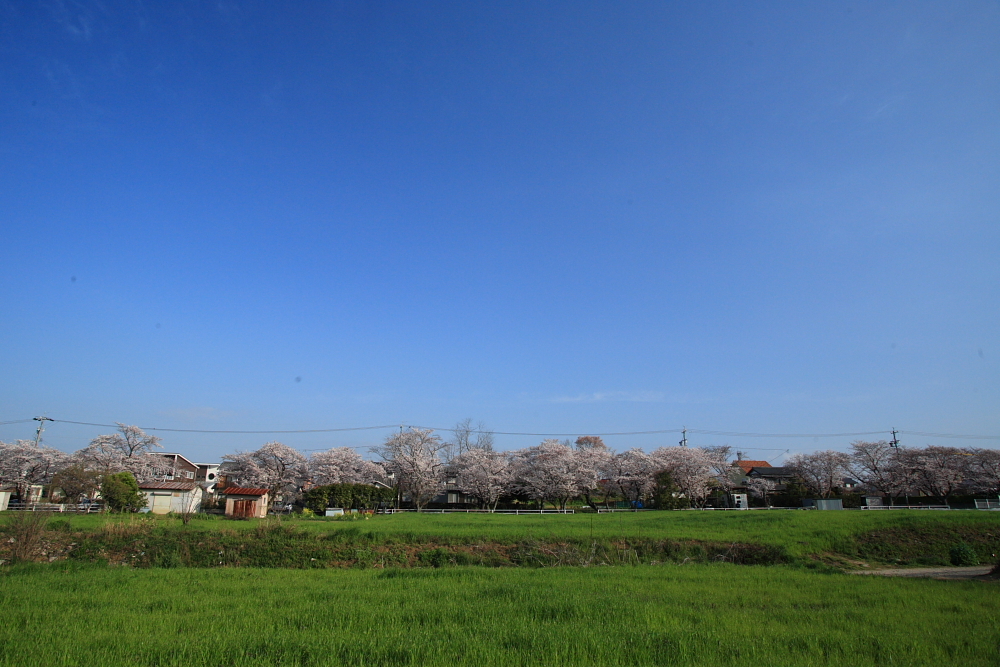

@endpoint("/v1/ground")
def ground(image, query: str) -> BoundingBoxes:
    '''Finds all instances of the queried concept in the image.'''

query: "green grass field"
[0,563,997,667]
[2,511,998,665]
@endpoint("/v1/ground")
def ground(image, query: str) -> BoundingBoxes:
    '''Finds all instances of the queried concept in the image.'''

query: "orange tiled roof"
[732,460,771,474]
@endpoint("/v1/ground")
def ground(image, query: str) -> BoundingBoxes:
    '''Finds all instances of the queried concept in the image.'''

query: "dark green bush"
[302,484,395,514]
[100,472,146,513]
[418,548,451,568]
[949,543,980,566]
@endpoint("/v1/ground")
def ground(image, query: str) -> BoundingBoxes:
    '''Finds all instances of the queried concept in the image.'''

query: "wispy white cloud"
[549,391,666,404]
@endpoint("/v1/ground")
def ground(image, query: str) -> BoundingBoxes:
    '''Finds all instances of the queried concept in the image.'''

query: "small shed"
[138,481,203,514]
[224,487,270,518]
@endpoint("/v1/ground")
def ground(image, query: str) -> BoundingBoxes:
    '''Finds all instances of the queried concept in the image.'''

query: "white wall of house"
[0,491,10,511]
[142,488,203,515]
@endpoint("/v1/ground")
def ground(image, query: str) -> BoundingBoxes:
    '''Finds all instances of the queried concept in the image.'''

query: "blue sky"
[1,1,998,461]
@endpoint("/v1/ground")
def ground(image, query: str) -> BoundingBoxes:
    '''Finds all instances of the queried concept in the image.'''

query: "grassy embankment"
[5,510,1000,568]
[0,562,997,667]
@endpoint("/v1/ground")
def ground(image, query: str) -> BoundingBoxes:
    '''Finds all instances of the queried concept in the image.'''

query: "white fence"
[3,502,104,513]
[860,505,951,510]
[380,508,574,514]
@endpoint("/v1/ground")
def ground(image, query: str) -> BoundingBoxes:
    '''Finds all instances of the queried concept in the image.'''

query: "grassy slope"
[41,510,1000,562]
[0,564,996,667]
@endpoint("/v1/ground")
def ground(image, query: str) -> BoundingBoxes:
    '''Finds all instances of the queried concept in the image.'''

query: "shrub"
[949,542,980,567]
[100,472,146,513]
[47,518,72,532]
[3,511,51,562]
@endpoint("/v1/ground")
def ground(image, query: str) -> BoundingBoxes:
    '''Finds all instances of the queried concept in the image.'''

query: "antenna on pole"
[33,416,53,447]
[679,427,687,447]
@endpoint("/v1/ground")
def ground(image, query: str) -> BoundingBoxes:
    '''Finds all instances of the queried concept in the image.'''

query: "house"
[746,467,798,492]
[194,463,221,494]
[223,487,270,518]
[430,472,476,506]
[731,459,772,475]
[215,460,240,492]
[138,481,203,515]
[746,466,796,482]
[155,453,199,481]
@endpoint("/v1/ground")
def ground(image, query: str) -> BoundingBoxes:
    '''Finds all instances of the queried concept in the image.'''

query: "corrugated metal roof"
[223,487,270,496]
[138,481,198,491]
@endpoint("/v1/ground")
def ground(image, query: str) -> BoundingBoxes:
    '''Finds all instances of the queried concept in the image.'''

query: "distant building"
[731,459,772,475]
[138,481,203,514]
[194,462,221,494]
[223,487,270,518]
[746,467,796,483]
[155,453,199,481]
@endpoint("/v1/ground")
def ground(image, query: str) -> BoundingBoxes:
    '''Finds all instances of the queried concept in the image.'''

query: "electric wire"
[2,417,999,441]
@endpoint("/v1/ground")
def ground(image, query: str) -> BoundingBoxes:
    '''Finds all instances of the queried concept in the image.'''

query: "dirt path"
[852,566,993,579]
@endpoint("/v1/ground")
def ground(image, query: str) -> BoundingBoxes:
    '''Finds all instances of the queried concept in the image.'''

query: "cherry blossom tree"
[0,440,66,501]
[574,436,606,450]
[913,446,968,499]
[511,440,578,509]
[222,441,308,505]
[573,443,613,509]
[453,448,513,511]
[50,463,102,503]
[447,419,495,460]
[70,423,169,482]
[965,448,1000,494]
[308,447,385,486]
[649,447,716,507]
[786,450,851,498]
[374,428,447,511]
[849,440,900,497]
[704,445,735,496]
[607,448,656,505]
[746,477,776,506]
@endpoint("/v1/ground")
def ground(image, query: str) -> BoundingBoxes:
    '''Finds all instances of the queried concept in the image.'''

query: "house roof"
[733,460,771,473]
[748,467,794,477]
[138,481,198,491]
[224,487,270,496]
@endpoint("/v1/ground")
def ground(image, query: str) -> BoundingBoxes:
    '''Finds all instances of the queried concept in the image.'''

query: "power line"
[899,430,1000,441]
[2,417,999,441]
[45,419,399,434]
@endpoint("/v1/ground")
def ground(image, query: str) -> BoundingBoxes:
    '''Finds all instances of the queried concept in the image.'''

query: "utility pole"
[33,416,53,447]
[679,427,687,447]
[888,428,908,507]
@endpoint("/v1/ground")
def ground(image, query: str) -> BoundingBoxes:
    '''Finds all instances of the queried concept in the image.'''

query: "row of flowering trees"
[373,428,735,511]
[787,442,1000,500]
[2,426,999,509]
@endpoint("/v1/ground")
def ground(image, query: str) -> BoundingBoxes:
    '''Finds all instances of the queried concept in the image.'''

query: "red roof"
[732,460,771,474]
[138,481,198,491]
[224,487,269,496]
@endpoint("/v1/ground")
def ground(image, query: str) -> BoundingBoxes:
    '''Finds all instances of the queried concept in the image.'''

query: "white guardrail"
[4,503,105,513]
[380,508,574,514]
